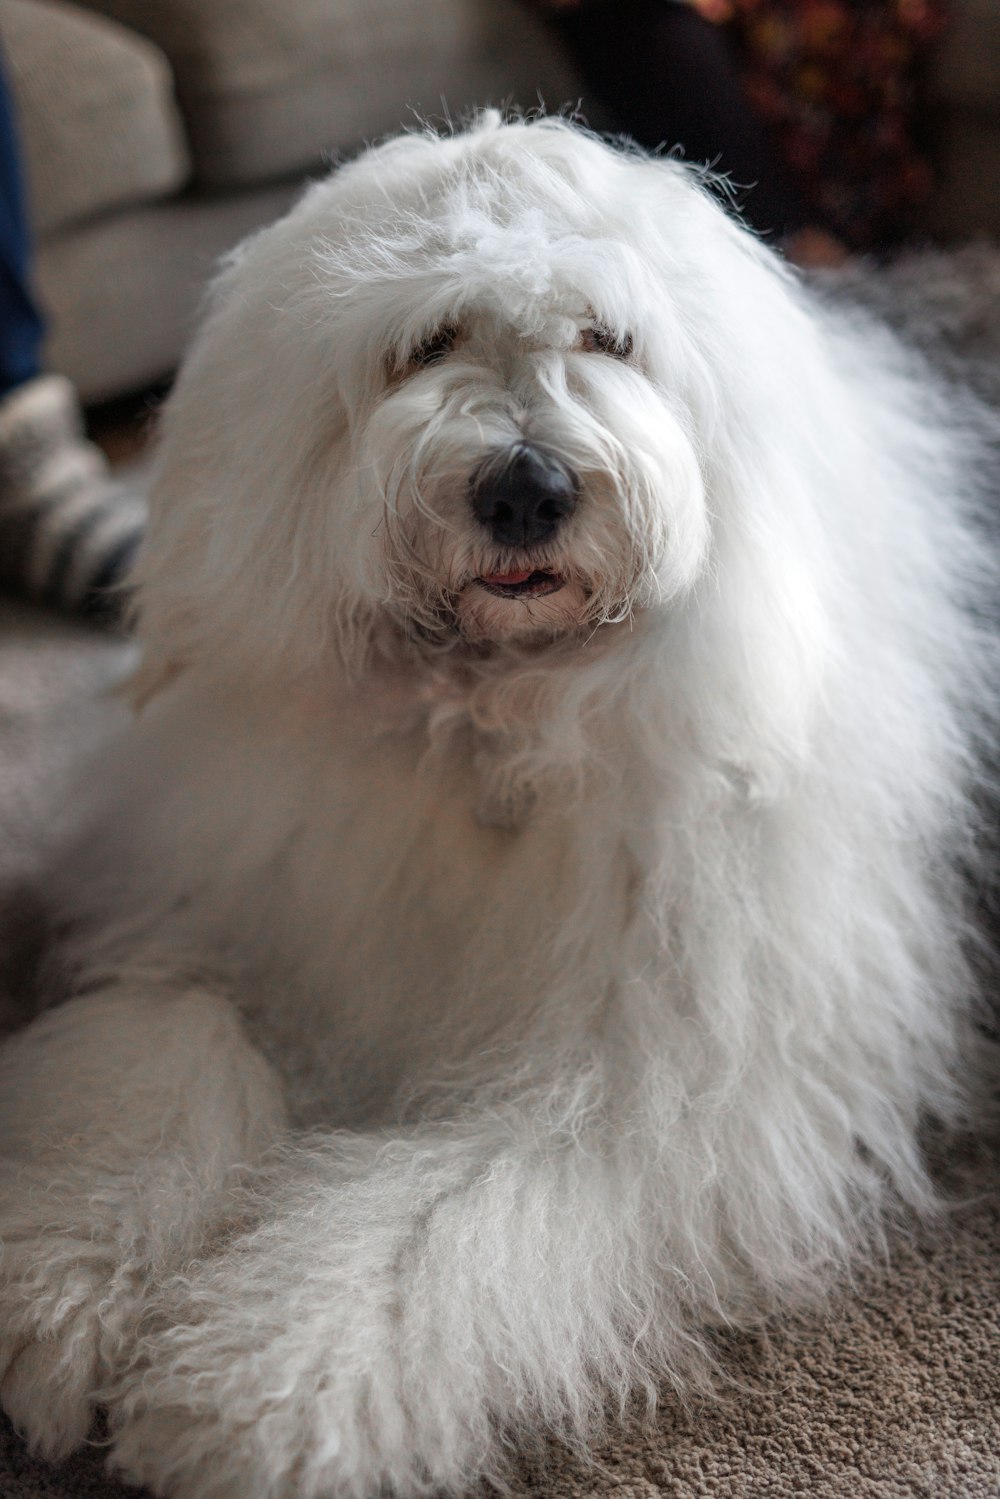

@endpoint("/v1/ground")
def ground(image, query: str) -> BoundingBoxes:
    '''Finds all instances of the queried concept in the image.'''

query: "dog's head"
[136,114,831,763]
[307,118,714,653]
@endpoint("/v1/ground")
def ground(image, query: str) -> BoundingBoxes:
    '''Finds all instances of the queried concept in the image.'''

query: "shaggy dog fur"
[0,116,997,1499]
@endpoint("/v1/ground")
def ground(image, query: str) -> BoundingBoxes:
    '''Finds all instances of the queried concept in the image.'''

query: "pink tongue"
[480,568,536,586]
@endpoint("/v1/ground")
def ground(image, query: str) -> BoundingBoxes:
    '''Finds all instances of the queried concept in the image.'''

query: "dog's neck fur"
[352,612,661,830]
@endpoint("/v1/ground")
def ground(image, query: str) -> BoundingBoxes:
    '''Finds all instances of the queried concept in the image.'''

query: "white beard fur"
[1,114,997,1499]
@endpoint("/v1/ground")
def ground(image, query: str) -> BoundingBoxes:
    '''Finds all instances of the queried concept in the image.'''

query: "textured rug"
[0,599,997,1499]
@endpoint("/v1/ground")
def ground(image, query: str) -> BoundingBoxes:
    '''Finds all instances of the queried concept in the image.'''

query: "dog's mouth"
[474,568,566,600]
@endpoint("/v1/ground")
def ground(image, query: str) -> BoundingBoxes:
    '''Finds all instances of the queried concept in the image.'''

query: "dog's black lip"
[475,570,566,600]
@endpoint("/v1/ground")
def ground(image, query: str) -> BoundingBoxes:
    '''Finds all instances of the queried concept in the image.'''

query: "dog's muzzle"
[469,445,579,549]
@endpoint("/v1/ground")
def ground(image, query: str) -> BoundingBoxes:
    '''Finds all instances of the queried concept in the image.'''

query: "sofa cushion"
[82,0,579,190]
[36,181,300,403]
[0,0,190,237]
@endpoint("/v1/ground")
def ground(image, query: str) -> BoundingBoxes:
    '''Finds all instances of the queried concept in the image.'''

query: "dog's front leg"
[108,1109,657,1499]
[0,986,287,1458]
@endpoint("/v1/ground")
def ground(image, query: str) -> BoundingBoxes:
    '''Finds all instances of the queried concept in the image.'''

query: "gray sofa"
[1,0,999,406]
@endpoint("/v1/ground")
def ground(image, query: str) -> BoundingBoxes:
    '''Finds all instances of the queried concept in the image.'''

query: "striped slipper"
[0,374,146,624]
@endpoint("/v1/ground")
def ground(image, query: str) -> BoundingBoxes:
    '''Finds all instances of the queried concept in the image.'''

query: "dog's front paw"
[0,1158,155,1459]
[107,1266,484,1499]
[0,1238,142,1459]
[111,1403,305,1499]
[110,1358,350,1499]
[0,1279,100,1459]
[109,1337,411,1499]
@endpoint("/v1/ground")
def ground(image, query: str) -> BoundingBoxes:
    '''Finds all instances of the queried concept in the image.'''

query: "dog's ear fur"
[130,210,359,692]
[617,156,836,789]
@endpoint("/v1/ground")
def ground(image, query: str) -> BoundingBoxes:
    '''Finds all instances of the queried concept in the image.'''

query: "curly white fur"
[0,115,996,1499]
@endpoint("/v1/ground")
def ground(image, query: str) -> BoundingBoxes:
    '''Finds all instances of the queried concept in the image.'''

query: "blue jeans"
[0,45,45,398]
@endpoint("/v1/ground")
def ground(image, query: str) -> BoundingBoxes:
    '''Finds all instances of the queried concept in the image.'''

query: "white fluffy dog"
[1,115,996,1499]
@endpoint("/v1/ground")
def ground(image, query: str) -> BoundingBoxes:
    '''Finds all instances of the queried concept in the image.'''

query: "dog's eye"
[580,326,633,361]
[409,326,458,368]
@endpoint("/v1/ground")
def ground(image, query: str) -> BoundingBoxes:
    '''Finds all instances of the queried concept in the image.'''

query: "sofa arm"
[0,0,190,238]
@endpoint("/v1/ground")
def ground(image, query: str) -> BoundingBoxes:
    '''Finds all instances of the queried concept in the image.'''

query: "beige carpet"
[0,600,997,1499]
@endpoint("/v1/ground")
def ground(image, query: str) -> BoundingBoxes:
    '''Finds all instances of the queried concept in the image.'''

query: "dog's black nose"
[469,446,579,549]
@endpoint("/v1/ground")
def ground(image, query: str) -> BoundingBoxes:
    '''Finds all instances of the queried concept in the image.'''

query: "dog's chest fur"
[84,673,637,1125]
